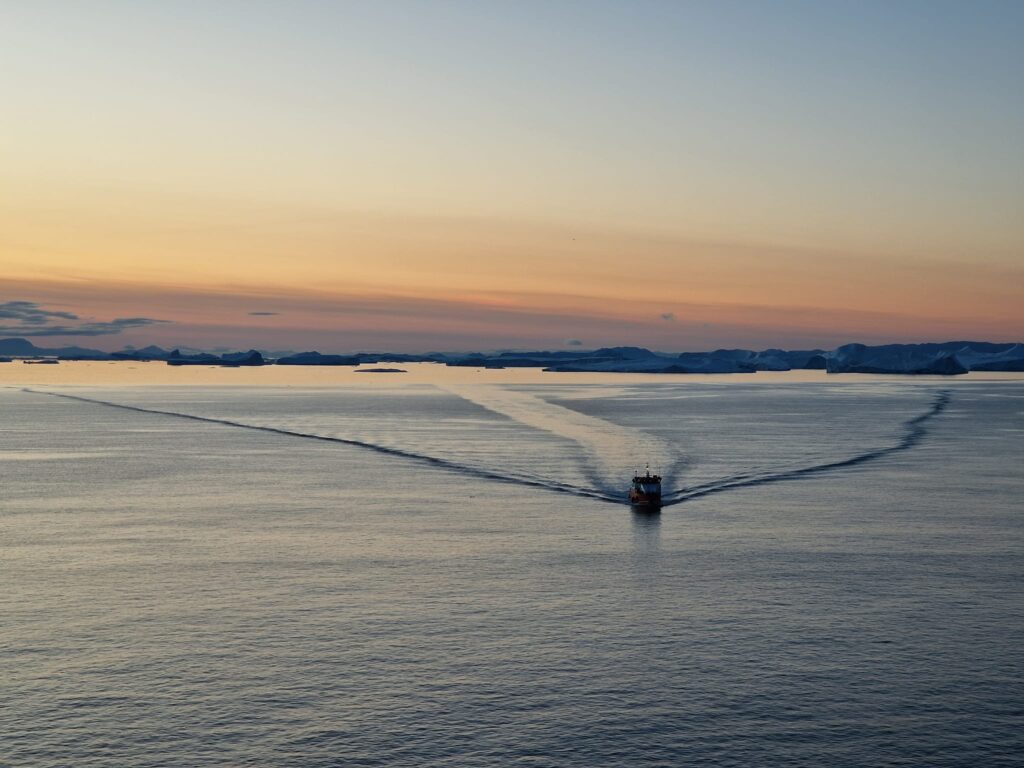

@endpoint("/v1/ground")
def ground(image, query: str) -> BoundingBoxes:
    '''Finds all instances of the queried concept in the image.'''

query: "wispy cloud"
[0,300,79,324]
[8,278,1017,352]
[0,301,169,337]
[660,312,676,322]
[248,311,279,316]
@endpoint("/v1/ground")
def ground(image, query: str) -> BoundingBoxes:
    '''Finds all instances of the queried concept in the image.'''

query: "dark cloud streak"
[0,301,168,336]
[0,300,79,323]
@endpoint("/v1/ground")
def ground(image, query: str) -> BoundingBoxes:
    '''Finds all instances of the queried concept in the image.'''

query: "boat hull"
[629,490,662,507]
[630,468,662,507]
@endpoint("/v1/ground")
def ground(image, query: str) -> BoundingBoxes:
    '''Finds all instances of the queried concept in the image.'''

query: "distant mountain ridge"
[0,337,109,358]
[1,337,1021,374]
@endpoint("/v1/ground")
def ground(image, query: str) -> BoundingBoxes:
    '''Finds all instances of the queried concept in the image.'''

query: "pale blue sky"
[2,1,1022,349]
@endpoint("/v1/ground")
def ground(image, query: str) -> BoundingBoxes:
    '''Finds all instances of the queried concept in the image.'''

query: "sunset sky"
[2,1,1022,352]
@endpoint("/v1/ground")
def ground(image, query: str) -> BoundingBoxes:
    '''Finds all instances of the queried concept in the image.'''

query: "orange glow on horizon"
[3,3,1022,352]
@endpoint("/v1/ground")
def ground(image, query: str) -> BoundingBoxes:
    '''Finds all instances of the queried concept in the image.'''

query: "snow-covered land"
[826,342,1024,375]
[543,347,825,374]
[2,336,1022,375]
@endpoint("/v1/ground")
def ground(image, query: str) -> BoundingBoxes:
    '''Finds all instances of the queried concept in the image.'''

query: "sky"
[2,0,1022,352]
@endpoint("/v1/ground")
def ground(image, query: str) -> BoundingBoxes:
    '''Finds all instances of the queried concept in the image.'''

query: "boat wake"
[660,390,951,506]
[22,388,621,504]
[439,384,677,495]
[23,387,950,507]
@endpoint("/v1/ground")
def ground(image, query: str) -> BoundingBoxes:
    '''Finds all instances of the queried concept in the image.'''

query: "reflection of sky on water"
[631,509,661,561]
[3,378,1023,766]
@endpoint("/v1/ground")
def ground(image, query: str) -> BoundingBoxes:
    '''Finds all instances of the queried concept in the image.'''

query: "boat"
[629,465,662,507]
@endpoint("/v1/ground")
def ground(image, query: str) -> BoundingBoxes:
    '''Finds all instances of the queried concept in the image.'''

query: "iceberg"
[825,342,1024,375]
[826,343,967,375]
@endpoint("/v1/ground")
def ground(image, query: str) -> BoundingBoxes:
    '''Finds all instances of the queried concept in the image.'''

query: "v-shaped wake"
[23,388,621,504]
[24,387,950,507]
[660,390,950,506]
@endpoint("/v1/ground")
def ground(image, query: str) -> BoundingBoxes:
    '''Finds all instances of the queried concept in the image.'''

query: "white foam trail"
[439,384,675,492]
[24,388,620,503]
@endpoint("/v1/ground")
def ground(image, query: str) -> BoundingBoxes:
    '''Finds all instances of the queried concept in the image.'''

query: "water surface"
[3,366,1022,766]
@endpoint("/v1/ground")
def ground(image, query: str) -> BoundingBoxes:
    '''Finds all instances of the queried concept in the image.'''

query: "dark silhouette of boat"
[629,465,662,507]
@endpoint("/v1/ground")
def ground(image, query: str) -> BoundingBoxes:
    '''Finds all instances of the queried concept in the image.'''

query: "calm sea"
[3,364,1022,766]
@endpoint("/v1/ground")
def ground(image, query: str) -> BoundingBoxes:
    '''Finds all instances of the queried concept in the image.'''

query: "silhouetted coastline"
[2,337,1022,375]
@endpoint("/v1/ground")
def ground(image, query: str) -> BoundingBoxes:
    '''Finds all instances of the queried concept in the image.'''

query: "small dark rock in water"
[355,368,407,373]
